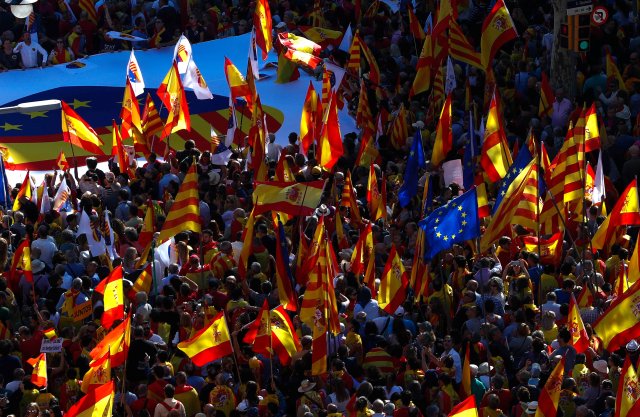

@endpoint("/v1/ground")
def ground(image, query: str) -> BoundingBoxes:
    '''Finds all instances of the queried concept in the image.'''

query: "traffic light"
[577,14,590,52]
[560,23,569,49]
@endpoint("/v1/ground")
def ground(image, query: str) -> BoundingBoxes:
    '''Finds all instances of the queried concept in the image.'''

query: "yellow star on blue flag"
[418,186,481,260]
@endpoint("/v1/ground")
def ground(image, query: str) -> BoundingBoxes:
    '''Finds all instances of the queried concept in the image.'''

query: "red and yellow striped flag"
[56,151,69,171]
[341,171,362,226]
[409,35,433,97]
[250,96,269,181]
[366,165,384,221]
[10,238,32,284]
[90,314,131,368]
[61,101,104,155]
[132,263,153,295]
[12,171,31,212]
[346,32,361,74]
[606,50,627,92]
[140,93,163,153]
[449,396,479,417]
[461,345,472,398]
[27,353,47,387]
[481,90,512,182]
[449,18,482,69]
[43,327,57,340]
[592,179,640,252]
[237,208,256,279]
[157,161,201,243]
[388,104,408,149]
[480,0,517,69]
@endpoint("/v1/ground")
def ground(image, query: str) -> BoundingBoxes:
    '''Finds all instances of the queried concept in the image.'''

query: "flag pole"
[224,311,243,384]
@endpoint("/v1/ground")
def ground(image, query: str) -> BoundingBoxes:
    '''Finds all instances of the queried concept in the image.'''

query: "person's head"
[164,384,175,398]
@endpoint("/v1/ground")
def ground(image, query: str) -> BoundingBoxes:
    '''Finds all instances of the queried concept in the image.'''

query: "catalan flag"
[480,0,518,69]
[157,161,201,243]
[358,35,380,86]
[535,357,564,417]
[449,18,482,69]
[538,72,554,118]
[388,104,408,149]
[78,0,97,23]
[61,101,105,155]
[346,32,361,74]
[94,265,124,330]
[157,61,190,138]
[27,353,47,387]
[568,294,589,354]
[253,180,325,216]
[66,380,115,417]
[253,0,272,59]
[432,93,453,166]
[481,90,512,182]
[132,263,153,295]
[177,311,233,366]
[341,171,362,226]
[377,245,408,314]
[139,93,163,154]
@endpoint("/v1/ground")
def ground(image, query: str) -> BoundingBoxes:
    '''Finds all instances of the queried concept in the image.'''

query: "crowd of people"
[0,0,640,416]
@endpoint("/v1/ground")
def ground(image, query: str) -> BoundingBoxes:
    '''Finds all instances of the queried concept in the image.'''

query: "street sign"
[567,0,593,16]
[591,6,608,26]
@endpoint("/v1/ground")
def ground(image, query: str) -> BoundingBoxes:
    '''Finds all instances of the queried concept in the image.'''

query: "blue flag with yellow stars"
[398,130,426,208]
[492,142,533,214]
[418,186,481,260]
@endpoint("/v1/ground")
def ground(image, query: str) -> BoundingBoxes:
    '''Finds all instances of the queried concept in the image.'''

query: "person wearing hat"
[468,364,487,405]
[525,401,538,415]
[297,379,324,417]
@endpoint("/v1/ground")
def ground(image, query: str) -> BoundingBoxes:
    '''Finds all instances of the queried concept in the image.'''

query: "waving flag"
[317,93,343,171]
[66,381,115,417]
[536,358,564,417]
[398,130,426,207]
[126,50,145,97]
[253,180,325,216]
[178,311,233,365]
[56,151,69,171]
[253,0,272,59]
[157,61,191,138]
[224,57,252,108]
[448,396,478,417]
[173,35,192,74]
[377,245,409,314]
[481,90,512,182]
[80,350,111,393]
[27,353,47,387]
[61,101,105,155]
[94,265,124,330]
[90,314,131,367]
[120,78,142,140]
[480,0,517,69]
[184,58,213,100]
[432,93,452,166]
[10,238,32,284]
[157,161,200,243]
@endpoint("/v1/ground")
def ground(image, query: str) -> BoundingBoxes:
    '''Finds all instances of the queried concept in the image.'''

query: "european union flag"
[492,142,533,214]
[398,131,426,208]
[418,187,481,260]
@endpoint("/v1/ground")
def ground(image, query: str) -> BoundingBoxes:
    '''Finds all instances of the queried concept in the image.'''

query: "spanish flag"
[66,380,115,417]
[112,120,133,178]
[177,311,233,366]
[270,305,302,365]
[521,232,563,266]
[137,202,155,249]
[616,356,640,417]
[80,350,111,393]
[461,344,471,398]
[432,93,452,166]
[56,151,69,171]
[538,72,555,118]
[535,357,564,417]
[479,0,517,69]
[283,48,322,69]
[317,92,343,171]
[273,214,297,311]
[298,26,342,48]
[61,101,105,155]
[94,265,124,330]
[592,179,640,252]
[157,61,190,138]
[278,32,321,54]
[410,35,433,97]
[43,328,57,340]
[253,0,272,59]
[237,208,255,280]
[157,161,200,244]
[12,171,31,211]
[252,180,325,216]
[10,238,32,284]
[407,4,425,41]
[367,165,383,221]
[27,353,47,387]
[350,223,373,277]
[224,57,252,107]
[629,235,640,286]
[300,81,319,155]
[593,278,640,352]
[90,313,131,368]
[377,244,408,314]
[249,96,269,181]
[568,293,589,353]
[120,78,142,140]
[448,395,478,417]
[606,50,628,92]
[481,90,512,182]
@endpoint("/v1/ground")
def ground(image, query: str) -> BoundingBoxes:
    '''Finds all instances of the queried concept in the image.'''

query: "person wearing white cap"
[525,401,538,415]
[468,364,486,405]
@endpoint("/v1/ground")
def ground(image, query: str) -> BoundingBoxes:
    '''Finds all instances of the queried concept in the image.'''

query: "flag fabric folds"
[538,72,554,118]
[94,265,124,330]
[593,278,640,352]
[568,293,589,353]
[56,151,69,171]
[177,311,233,366]
[448,395,479,417]
[173,34,192,74]
[592,179,640,251]
[80,350,111,393]
[184,58,213,100]
[90,314,130,367]
[61,101,105,155]
[398,131,426,207]
[432,93,453,166]
[224,57,252,106]
[66,380,115,417]
[157,61,191,138]
[317,93,343,171]
[10,238,32,284]
[127,49,145,96]
[480,0,518,69]
[522,232,563,266]
[535,357,564,417]
[120,78,141,140]
[132,263,153,295]
[273,214,297,311]
[616,356,640,417]
[377,245,408,314]
[481,91,512,182]
[253,0,272,59]
[300,81,319,155]
[12,171,31,212]
[252,180,325,216]
[418,187,481,260]
[157,161,201,243]
[27,353,47,387]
